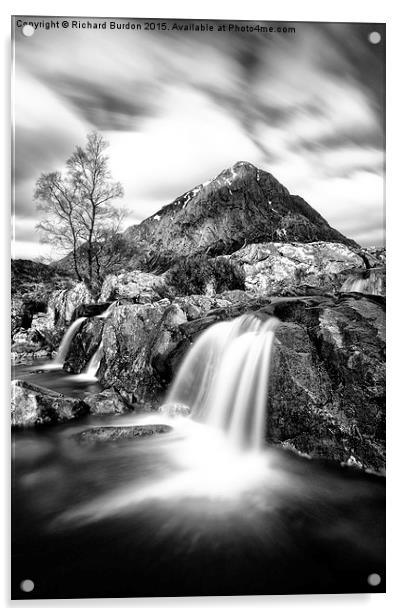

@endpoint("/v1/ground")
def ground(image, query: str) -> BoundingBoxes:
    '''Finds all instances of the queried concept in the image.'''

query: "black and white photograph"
[11,15,385,600]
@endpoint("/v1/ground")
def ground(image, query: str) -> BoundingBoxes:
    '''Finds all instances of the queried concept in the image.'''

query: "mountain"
[123,161,358,271]
[56,161,358,275]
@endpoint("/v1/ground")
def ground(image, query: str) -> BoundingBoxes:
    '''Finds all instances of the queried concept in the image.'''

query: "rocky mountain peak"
[198,161,289,198]
[123,161,358,271]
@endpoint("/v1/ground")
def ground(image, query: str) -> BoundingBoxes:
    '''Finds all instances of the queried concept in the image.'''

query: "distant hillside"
[11,259,74,296]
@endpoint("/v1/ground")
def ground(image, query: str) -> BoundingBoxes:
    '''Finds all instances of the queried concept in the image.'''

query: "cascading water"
[39,302,114,375]
[59,315,281,520]
[68,341,104,383]
[44,316,87,370]
[166,314,279,451]
[341,268,385,296]
[83,341,104,381]
[96,301,117,319]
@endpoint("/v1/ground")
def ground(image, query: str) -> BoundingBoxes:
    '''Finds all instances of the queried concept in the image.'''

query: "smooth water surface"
[12,376,385,599]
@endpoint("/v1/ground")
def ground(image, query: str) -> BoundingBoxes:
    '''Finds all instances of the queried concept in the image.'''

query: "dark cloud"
[43,75,160,131]
[322,23,385,111]
[295,127,383,153]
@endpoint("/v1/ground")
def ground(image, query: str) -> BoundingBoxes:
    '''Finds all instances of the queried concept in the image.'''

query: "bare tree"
[35,132,125,298]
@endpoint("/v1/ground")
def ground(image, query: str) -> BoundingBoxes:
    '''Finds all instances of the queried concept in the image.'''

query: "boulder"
[98,300,188,401]
[267,296,385,471]
[47,282,92,327]
[83,389,131,416]
[30,312,53,331]
[229,242,364,295]
[73,424,172,444]
[11,380,89,427]
[174,295,214,320]
[99,271,167,303]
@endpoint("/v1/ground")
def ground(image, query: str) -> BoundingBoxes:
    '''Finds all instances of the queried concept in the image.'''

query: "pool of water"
[12,359,102,398]
[11,363,385,599]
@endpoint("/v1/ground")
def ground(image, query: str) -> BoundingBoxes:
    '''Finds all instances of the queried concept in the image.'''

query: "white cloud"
[298,171,384,240]
[14,69,87,137]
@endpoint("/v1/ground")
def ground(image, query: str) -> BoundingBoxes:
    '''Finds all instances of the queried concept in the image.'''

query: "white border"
[2,1,400,614]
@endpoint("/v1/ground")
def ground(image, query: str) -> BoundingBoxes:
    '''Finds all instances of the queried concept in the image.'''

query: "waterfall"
[49,317,87,369]
[341,268,385,296]
[83,342,104,380]
[166,315,279,451]
[39,304,113,374]
[96,301,117,319]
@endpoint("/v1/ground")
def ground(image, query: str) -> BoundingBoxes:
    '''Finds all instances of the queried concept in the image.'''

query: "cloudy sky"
[12,18,385,259]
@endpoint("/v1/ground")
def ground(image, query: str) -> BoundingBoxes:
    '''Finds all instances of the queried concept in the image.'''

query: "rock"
[12,296,54,337]
[11,298,25,334]
[11,347,51,364]
[218,289,256,304]
[11,325,57,363]
[12,329,29,344]
[99,271,167,303]
[170,293,242,320]
[98,300,189,401]
[361,246,386,266]
[159,402,191,417]
[83,389,131,415]
[31,312,53,330]
[74,424,172,444]
[267,296,385,471]
[45,282,92,328]
[11,380,89,427]
[229,242,364,295]
[174,295,213,320]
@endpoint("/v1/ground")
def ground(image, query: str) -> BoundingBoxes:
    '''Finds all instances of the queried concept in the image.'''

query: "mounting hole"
[368,31,381,45]
[22,24,35,37]
[20,579,34,592]
[367,573,381,587]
